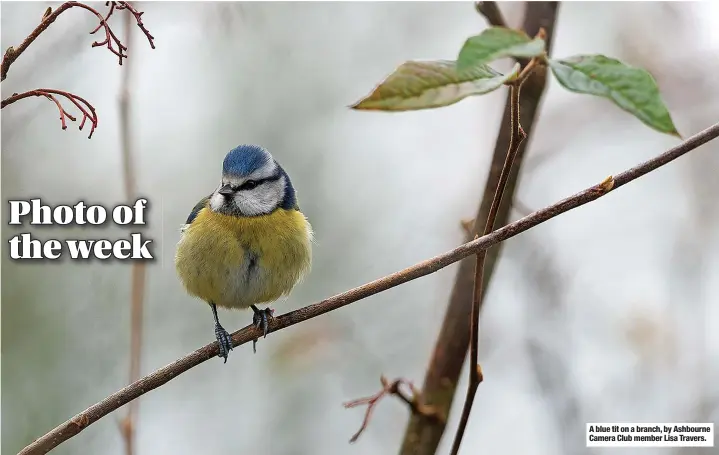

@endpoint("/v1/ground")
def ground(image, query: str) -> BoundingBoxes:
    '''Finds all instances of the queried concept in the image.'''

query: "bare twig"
[400,5,560,454]
[1,89,98,138]
[117,12,145,455]
[17,121,719,455]
[450,52,540,455]
[1,1,154,82]
[90,2,155,60]
[345,376,442,443]
[1,2,155,139]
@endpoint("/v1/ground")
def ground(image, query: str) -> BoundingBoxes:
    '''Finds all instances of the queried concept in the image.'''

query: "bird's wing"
[181,195,211,232]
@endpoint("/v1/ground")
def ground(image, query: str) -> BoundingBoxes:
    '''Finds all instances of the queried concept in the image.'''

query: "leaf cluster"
[352,26,679,137]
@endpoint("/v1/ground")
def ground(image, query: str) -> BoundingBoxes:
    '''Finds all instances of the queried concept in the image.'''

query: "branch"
[450,52,541,455]
[345,376,443,444]
[1,2,155,138]
[1,1,154,82]
[1,89,98,138]
[475,2,508,28]
[400,4,560,454]
[117,12,146,455]
[97,1,156,58]
[17,121,719,455]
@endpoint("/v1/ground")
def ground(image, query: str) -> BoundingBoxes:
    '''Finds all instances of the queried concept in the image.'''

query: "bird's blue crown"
[222,144,272,177]
[220,144,299,211]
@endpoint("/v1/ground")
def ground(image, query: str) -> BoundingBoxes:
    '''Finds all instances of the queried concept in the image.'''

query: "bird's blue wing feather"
[186,196,211,225]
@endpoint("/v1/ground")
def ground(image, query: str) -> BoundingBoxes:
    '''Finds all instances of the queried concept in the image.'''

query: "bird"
[175,144,313,362]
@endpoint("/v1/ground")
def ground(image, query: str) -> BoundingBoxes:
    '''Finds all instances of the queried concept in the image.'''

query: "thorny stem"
[345,376,442,444]
[449,54,540,455]
[16,121,719,455]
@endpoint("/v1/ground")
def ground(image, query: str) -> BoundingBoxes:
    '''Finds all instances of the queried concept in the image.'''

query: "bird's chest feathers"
[176,208,311,308]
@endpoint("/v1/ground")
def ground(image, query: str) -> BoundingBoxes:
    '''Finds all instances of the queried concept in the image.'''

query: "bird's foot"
[215,323,233,363]
[251,305,275,353]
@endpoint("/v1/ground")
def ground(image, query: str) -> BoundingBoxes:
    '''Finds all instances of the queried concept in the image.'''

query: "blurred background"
[2,2,718,455]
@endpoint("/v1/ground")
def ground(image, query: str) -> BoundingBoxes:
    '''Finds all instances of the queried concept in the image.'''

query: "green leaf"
[351,60,519,111]
[458,27,545,71]
[548,55,680,137]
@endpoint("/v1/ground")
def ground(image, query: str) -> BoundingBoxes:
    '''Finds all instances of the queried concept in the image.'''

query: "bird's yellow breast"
[175,207,312,309]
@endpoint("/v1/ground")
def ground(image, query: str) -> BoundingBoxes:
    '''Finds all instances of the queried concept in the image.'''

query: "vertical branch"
[399,3,560,455]
[449,57,537,455]
[118,10,146,455]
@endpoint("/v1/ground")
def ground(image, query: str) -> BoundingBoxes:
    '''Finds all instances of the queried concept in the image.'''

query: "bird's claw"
[214,323,233,363]
[253,308,274,337]
[251,306,275,354]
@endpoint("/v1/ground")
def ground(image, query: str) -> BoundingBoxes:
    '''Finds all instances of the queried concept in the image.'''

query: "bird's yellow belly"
[175,208,312,309]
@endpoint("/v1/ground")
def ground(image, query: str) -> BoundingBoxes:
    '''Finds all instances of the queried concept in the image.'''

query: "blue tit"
[175,144,313,362]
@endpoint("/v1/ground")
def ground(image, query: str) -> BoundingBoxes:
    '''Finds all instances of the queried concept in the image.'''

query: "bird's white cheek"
[234,190,278,216]
[209,193,224,211]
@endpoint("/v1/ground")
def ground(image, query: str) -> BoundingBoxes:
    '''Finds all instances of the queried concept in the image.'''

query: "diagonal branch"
[17,121,719,455]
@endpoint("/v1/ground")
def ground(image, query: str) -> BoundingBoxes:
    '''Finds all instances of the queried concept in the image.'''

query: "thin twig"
[1,89,98,138]
[450,54,540,455]
[344,376,442,443]
[117,11,145,455]
[114,2,155,51]
[400,5,560,453]
[1,1,154,82]
[1,2,155,138]
[17,121,719,455]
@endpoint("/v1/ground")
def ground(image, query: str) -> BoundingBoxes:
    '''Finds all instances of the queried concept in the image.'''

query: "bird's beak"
[218,183,233,196]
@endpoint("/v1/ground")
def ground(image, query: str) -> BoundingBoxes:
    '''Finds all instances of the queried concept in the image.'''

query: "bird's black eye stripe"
[238,179,261,191]
[235,172,281,191]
